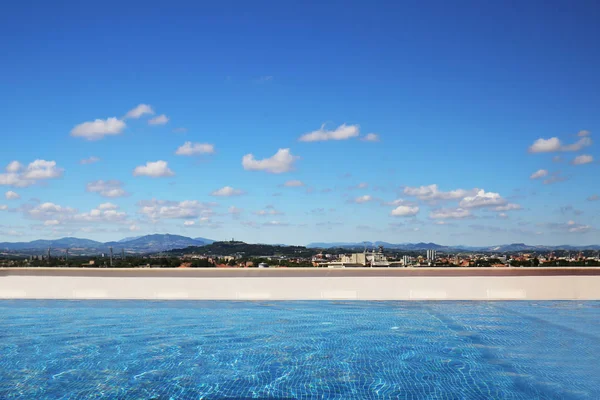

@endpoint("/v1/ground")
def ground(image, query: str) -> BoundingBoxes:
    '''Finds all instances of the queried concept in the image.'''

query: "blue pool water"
[1,301,599,399]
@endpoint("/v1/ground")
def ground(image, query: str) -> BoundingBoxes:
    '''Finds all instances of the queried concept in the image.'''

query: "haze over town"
[0,2,598,247]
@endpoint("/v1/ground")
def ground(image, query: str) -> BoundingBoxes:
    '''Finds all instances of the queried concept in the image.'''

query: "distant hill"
[1,236,597,256]
[193,237,215,245]
[307,241,600,252]
[307,241,450,250]
[105,234,210,253]
[0,234,214,255]
[117,236,143,243]
[166,241,314,258]
[0,237,104,251]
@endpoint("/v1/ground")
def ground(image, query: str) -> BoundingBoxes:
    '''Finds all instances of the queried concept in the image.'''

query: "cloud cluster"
[530,169,548,179]
[543,171,567,185]
[429,208,471,219]
[86,180,128,198]
[71,104,169,141]
[133,161,174,177]
[390,205,419,217]
[354,195,373,204]
[284,180,304,187]
[528,136,592,153]
[254,207,284,216]
[24,201,128,226]
[137,199,214,221]
[403,184,476,202]
[459,190,507,209]
[544,220,592,233]
[299,124,360,142]
[125,104,154,119]
[175,142,215,156]
[242,148,299,173]
[80,156,101,165]
[361,133,380,142]
[71,117,126,141]
[571,155,593,165]
[0,160,64,187]
[494,203,522,212]
[148,114,169,125]
[210,186,244,196]
[5,191,20,200]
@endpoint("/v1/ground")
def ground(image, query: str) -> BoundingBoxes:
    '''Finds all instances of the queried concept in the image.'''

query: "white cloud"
[148,114,169,125]
[562,137,592,152]
[0,160,63,187]
[25,202,129,226]
[429,208,471,219]
[543,171,567,185]
[6,161,23,173]
[5,191,19,200]
[263,220,289,227]
[242,148,299,174]
[572,155,593,165]
[175,142,215,156]
[210,186,245,196]
[125,104,154,119]
[385,198,417,207]
[0,173,29,187]
[71,117,126,140]
[228,206,243,215]
[578,130,591,137]
[86,180,128,198]
[354,195,373,204]
[254,208,283,216]
[530,169,548,179]
[184,220,195,226]
[565,220,592,233]
[390,205,419,217]
[98,202,118,210]
[299,123,360,142]
[459,190,507,209]
[403,184,476,202]
[74,206,127,223]
[22,160,63,180]
[137,199,214,221]
[494,203,522,212]
[129,224,140,231]
[27,202,77,221]
[284,180,304,187]
[0,205,7,211]
[528,136,592,153]
[361,133,380,142]
[133,161,174,177]
[80,156,101,165]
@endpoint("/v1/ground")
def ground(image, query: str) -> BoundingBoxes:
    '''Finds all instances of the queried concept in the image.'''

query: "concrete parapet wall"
[1,268,599,300]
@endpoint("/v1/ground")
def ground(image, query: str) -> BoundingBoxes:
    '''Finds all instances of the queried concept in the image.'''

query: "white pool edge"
[1,275,599,300]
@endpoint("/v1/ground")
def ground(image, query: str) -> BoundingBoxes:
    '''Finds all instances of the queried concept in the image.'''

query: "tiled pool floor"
[1,301,599,399]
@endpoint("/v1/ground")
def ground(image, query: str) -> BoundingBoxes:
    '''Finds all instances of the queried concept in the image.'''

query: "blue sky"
[0,0,598,246]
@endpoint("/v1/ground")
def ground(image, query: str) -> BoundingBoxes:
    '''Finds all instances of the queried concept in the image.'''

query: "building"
[328,248,390,268]
[426,249,437,262]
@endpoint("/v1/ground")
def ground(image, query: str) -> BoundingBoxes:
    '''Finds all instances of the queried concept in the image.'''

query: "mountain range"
[307,241,600,252]
[0,235,598,255]
[0,234,214,255]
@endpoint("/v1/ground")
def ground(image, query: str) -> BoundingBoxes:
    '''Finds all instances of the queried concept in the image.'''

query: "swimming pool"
[1,301,598,399]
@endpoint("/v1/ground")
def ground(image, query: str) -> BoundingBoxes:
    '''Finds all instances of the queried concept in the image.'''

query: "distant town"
[1,235,599,268]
